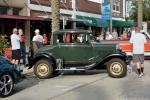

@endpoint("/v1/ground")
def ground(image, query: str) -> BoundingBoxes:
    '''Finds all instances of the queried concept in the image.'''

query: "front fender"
[99,51,129,66]
[28,53,55,69]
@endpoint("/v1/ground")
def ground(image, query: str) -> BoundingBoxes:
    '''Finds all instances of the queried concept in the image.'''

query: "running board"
[56,68,85,71]
[56,63,96,71]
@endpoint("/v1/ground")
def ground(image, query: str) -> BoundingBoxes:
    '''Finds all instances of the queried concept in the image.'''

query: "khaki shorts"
[133,54,144,63]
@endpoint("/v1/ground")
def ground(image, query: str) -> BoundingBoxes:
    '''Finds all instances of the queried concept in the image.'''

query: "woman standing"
[18,29,26,65]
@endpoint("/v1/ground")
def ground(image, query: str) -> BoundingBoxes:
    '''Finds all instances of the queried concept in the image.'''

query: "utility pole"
[72,0,76,29]
[138,0,143,29]
[110,0,113,34]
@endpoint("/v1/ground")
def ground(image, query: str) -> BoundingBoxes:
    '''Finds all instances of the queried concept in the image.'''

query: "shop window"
[0,6,7,14]
[13,8,20,16]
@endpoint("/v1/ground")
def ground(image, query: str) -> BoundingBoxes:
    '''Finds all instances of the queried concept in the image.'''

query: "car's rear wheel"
[0,73,14,97]
[34,59,54,79]
[107,58,127,78]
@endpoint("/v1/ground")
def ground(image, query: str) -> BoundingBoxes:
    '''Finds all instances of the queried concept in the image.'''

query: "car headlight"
[116,44,122,50]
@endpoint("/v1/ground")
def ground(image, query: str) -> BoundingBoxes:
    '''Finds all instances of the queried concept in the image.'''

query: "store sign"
[126,1,132,17]
[101,2,111,20]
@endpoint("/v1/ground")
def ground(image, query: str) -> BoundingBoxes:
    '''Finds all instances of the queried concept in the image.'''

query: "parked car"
[101,31,150,59]
[28,29,130,79]
[0,56,22,97]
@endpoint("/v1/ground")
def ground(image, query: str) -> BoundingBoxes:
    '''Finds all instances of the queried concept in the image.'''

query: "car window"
[57,34,64,43]
[56,32,93,44]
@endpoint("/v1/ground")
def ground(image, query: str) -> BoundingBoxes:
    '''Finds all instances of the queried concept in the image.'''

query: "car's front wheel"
[107,58,127,78]
[0,73,14,97]
[34,59,54,79]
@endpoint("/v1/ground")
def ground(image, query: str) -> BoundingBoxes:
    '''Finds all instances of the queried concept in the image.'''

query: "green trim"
[112,20,135,27]
[76,16,108,28]
[75,16,135,28]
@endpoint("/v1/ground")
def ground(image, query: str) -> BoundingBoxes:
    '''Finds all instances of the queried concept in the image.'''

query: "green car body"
[28,29,129,79]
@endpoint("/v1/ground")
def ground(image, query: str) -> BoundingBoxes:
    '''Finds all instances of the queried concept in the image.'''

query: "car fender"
[98,52,128,67]
[28,53,56,69]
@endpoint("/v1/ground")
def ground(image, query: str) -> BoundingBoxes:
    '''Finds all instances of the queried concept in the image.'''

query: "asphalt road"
[2,61,150,100]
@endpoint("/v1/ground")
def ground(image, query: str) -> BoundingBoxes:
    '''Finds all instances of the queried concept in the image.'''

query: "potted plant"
[0,35,9,55]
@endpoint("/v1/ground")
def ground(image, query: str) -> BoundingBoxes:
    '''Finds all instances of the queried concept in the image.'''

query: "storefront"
[0,15,53,46]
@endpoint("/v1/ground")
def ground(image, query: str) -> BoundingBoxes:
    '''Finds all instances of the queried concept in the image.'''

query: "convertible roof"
[53,29,92,34]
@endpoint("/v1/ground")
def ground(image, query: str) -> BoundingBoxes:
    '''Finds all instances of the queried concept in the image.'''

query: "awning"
[0,15,43,20]
[112,20,135,27]
[76,16,97,27]
[76,16,108,28]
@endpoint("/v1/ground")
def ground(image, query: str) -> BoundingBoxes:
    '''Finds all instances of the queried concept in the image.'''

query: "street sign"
[101,2,111,20]
[102,14,111,20]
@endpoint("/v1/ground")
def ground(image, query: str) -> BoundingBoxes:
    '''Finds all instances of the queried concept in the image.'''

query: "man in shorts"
[10,28,21,66]
[129,27,147,78]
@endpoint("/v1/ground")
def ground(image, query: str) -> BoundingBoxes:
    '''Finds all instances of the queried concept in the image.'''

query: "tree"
[130,0,150,22]
[51,0,60,44]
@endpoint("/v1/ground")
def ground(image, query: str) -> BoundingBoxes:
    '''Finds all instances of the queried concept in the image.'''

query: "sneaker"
[138,74,142,78]
[141,73,144,76]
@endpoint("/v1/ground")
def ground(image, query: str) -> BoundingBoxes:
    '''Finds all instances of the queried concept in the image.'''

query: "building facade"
[0,0,128,46]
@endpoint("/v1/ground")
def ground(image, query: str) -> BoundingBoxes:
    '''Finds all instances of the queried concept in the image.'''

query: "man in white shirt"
[129,27,147,78]
[106,31,113,40]
[32,29,43,43]
[130,27,136,40]
[32,29,43,52]
[10,28,20,65]
[112,29,118,40]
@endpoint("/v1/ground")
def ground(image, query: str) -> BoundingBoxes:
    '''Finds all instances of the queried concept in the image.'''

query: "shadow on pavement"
[12,73,44,95]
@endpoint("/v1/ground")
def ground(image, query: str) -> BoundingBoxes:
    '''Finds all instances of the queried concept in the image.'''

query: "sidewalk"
[23,67,33,75]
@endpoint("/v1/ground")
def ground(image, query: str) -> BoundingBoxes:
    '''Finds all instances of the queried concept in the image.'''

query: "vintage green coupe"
[28,29,129,79]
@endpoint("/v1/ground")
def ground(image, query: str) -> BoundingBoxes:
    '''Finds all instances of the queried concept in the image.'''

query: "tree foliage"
[130,0,150,22]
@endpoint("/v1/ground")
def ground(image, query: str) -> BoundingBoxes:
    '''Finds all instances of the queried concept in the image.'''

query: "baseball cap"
[34,29,40,33]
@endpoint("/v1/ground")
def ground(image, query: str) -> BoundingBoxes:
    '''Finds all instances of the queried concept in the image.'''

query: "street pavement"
[2,61,150,100]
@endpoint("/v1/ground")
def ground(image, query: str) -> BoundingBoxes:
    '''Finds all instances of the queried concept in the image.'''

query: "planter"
[4,48,12,60]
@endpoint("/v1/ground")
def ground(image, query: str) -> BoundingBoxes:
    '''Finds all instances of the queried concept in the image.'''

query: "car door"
[58,42,93,65]
[56,33,93,65]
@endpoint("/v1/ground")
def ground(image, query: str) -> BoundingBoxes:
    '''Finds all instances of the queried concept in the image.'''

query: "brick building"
[0,0,132,46]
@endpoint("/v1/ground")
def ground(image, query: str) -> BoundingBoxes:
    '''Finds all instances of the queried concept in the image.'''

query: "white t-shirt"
[130,30,135,40]
[129,33,147,54]
[32,35,43,43]
[10,34,20,50]
[106,34,113,40]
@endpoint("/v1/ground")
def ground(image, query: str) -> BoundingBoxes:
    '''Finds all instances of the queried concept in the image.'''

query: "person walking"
[129,27,147,78]
[10,28,21,71]
[18,28,26,65]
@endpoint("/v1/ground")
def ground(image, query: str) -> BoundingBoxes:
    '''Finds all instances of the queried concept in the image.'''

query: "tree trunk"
[51,0,60,44]
[138,0,143,28]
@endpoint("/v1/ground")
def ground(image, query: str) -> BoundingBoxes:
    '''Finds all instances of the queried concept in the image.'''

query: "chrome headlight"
[116,44,122,50]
